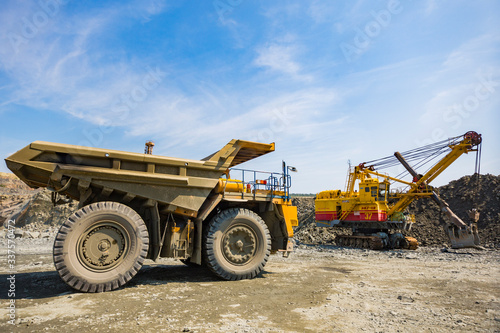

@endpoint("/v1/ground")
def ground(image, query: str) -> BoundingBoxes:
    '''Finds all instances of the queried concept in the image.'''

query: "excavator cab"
[360,178,380,202]
[378,181,390,201]
[359,179,390,202]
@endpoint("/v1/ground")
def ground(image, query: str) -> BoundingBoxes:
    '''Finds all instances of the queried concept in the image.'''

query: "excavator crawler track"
[336,235,384,250]
[336,235,419,250]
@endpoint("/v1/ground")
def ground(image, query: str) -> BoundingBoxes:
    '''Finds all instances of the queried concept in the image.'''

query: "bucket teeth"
[447,223,481,249]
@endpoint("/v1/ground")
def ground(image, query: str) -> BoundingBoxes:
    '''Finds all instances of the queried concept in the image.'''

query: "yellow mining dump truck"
[5,140,298,292]
[315,131,482,250]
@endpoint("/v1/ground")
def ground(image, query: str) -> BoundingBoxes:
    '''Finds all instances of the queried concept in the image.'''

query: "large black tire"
[204,208,271,280]
[53,202,149,292]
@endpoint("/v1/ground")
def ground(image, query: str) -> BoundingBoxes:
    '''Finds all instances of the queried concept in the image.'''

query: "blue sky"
[1,0,499,193]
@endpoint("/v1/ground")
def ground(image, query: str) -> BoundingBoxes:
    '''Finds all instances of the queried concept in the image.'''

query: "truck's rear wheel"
[204,208,271,280]
[53,201,149,292]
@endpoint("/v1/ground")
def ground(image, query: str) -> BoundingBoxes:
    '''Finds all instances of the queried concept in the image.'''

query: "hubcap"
[78,222,129,271]
[222,225,257,265]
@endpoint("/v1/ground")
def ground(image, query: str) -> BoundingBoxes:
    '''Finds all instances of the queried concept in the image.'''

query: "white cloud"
[442,35,500,72]
[153,87,341,147]
[308,0,338,24]
[425,0,437,15]
[0,1,170,119]
[419,34,500,125]
[130,0,168,22]
[254,41,314,83]
[1,1,498,192]
[255,44,300,75]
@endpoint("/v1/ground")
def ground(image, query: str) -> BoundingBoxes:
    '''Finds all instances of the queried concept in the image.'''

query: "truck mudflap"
[446,223,481,249]
[275,239,294,257]
[279,204,298,237]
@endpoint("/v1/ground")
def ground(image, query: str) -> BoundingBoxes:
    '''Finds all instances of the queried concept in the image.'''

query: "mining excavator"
[315,131,482,250]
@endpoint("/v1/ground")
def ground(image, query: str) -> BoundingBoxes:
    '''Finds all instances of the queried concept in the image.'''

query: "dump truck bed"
[5,140,275,216]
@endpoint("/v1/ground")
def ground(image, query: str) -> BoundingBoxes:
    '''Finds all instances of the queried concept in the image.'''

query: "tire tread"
[203,208,271,281]
[52,201,149,293]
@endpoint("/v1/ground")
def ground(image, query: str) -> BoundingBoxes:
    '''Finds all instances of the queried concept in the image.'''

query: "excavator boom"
[393,143,481,248]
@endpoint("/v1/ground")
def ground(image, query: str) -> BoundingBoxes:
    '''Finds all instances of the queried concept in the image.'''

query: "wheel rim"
[222,224,257,265]
[77,221,130,271]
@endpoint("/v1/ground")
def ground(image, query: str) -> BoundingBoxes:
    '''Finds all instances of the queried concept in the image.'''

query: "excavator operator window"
[379,183,388,201]
[371,186,378,199]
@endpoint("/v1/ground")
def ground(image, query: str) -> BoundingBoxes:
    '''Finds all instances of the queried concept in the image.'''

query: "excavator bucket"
[445,224,481,249]
[440,204,481,249]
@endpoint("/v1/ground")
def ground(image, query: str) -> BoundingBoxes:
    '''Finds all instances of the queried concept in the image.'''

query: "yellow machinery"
[315,131,482,250]
[6,139,298,292]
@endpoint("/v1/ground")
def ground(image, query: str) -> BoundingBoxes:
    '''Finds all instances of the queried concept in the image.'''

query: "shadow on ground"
[0,263,272,300]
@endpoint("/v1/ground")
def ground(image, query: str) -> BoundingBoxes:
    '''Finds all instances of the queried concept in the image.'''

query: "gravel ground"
[0,238,499,332]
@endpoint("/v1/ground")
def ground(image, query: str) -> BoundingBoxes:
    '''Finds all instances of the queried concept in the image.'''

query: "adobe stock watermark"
[340,0,403,63]
[213,0,244,23]
[415,72,498,146]
[248,107,295,143]
[74,65,167,161]
[443,73,498,129]
[5,219,17,325]
[7,0,71,53]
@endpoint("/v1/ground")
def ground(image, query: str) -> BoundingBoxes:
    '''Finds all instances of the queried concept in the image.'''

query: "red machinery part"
[464,131,482,146]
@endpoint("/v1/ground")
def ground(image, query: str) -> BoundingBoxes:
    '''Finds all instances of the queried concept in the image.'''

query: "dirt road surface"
[1,238,499,332]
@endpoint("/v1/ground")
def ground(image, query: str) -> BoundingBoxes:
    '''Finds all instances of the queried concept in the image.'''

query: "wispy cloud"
[255,44,300,75]
[419,34,500,125]
[0,1,170,120]
[1,1,498,192]
[307,0,338,24]
[128,0,168,22]
[424,0,437,15]
[254,38,314,82]
[131,86,342,151]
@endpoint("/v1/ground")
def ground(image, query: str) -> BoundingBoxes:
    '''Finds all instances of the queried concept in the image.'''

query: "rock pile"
[7,190,77,228]
[407,173,500,248]
[0,172,35,195]
[292,197,350,244]
[0,172,37,227]
[0,172,77,238]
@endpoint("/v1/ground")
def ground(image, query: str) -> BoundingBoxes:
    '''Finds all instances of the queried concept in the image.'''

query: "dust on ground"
[0,238,499,333]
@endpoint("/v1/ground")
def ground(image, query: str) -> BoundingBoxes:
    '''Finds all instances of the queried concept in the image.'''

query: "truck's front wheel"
[53,201,149,292]
[204,208,271,280]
